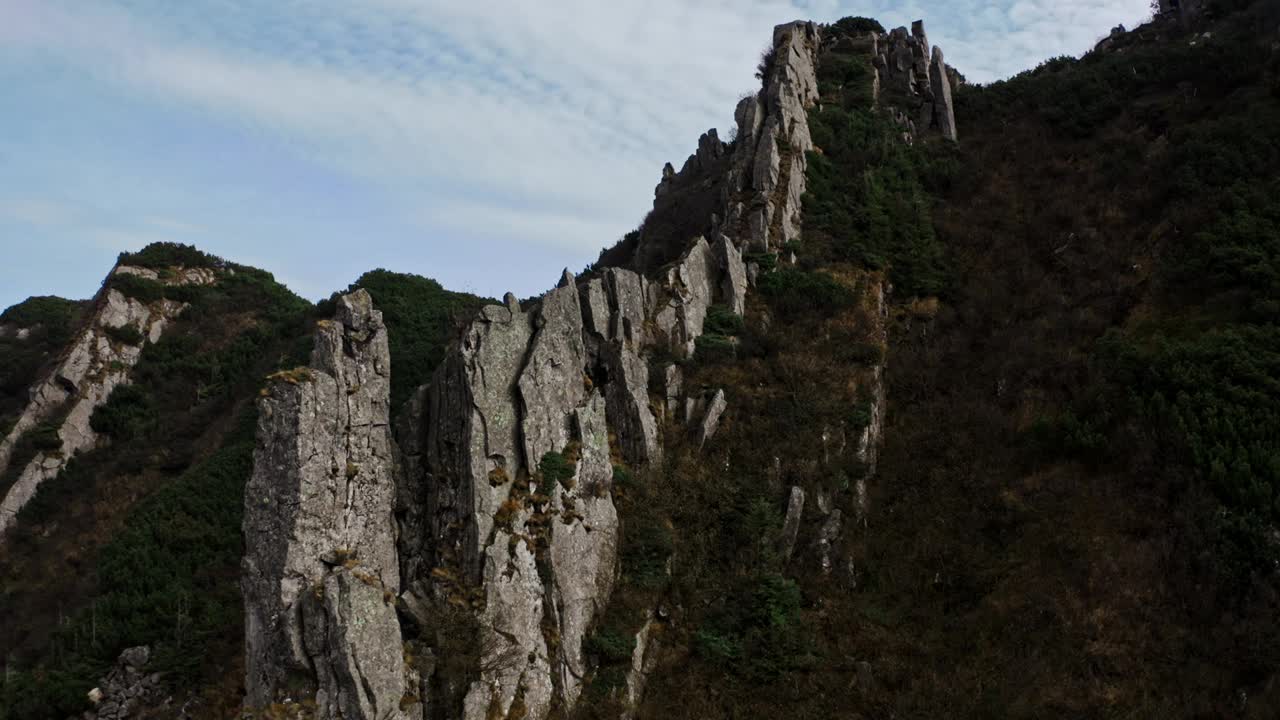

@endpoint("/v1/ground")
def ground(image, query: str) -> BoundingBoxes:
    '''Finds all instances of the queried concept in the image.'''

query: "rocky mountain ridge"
[240,18,938,720]
[0,264,221,535]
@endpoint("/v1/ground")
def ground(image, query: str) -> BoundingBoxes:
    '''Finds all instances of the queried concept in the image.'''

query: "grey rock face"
[311,570,409,720]
[423,292,533,582]
[655,237,717,357]
[714,234,748,316]
[549,392,619,708]
[0,264,217,538]
[864,20,959,143]
[929,46,958,142]
[781,486,806,562]
[388,19,837,720]
[698,389,728,448]
[520,270,587,467]
[242,290,406,719]
[603,342,661,466]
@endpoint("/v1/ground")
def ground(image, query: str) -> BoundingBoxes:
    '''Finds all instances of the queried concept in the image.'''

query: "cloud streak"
[0,0,1153,310]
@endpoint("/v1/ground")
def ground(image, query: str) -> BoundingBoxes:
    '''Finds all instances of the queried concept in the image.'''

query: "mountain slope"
[4,3,1280,719]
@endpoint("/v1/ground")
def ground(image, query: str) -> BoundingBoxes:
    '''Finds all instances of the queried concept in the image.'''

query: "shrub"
[103,324,144,346]
[620,509,674,590]
[830,16,886,35]
[107,273,165,303]
[804,98,951,296]
[758,269,855,317]
[584,627,636,664]
[91,384,155,440]
[703,305,745,336]
[28,423,62,452]
[0,296,82,336]
[695,334,736,362]
[838,341,884,365]
[537,450,576,497]
[117,242,223,269]
[346,270,489,414]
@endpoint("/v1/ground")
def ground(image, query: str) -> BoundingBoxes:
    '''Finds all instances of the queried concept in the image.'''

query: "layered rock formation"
[387,21,826,720]
[864,21,959,142]
[245,17,909,720]
[242,290,407,720]
[0,264,218,536]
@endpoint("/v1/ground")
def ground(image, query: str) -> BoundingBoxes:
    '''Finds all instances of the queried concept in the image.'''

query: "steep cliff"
[236,17,937,720]
[243,290,407,719]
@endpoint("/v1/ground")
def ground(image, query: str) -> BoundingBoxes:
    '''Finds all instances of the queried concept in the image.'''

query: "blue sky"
[0,0,1153,311]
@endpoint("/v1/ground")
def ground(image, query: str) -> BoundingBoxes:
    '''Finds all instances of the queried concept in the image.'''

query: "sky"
[0,0,1154,311]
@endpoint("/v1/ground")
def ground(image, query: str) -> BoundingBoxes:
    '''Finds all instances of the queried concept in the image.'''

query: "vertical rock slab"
[549,392,619,708]
[602,343,661,466]
[242,290,406,720]
[780,486,806,562]
[929,46,958,142]
[714,235,749,317]
[423,293,533,582]
[519,271,587,466]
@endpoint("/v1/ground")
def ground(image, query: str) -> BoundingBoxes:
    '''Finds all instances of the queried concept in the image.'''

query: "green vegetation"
[695,572,809,679]
[117,242,224,269]
[0,245,314,720]
[0,295,83,333]
[106,273,167,303]
[702,305,745,336]
[803,26,954,297]
[830,16,885,35]
[103,324,144,346]
[757,268,855,316]
[1,419,255,720]
[90,384,155,441]
[345,269,489,414]
[536,450,576,497]
[808,103,952,294]
[0,296,84,428]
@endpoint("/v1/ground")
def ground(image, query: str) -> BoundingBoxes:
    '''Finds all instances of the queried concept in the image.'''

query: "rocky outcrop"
[242,290,407,720]
[548,393,619,709]
[863,20,958,142]
[255,18,864,720]
[83,646,163,720]
[781,486,806,562]
[0,264,218,537]
[720,22,821,253]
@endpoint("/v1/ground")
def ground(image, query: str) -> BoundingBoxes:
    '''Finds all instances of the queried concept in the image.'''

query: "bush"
[830,16,886,35]
[703,305,745,336]
[0,296,82,335]
[91,385,155,440]
[28,423,63,452]
[584,627,636,664]
[117,242,223,269]
[103,324,144,346]
[346,270,489,414]
[758,269,855,317]
[537,450,576,497]
[620,508,674,590]
[804,98,951,296]
[107,274,165,303]
[695,334,736,362]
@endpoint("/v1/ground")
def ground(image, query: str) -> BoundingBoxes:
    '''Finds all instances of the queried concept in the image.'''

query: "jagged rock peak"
[857,19,959,142]
[242,289,407,720]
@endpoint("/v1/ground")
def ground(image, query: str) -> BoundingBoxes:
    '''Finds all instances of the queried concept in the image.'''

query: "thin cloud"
[0,0,1153,312]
